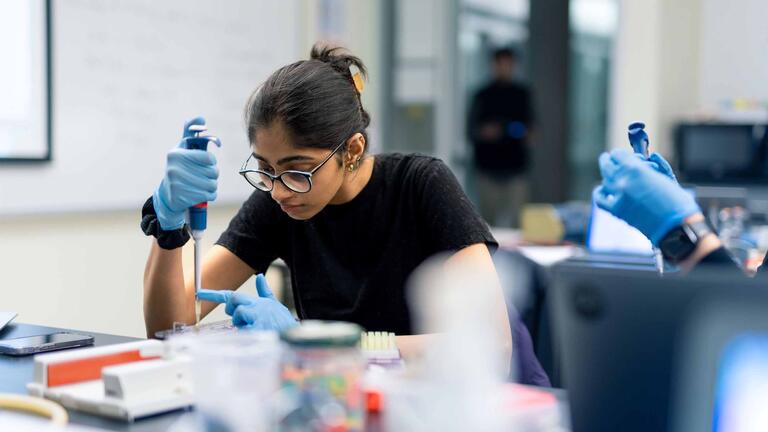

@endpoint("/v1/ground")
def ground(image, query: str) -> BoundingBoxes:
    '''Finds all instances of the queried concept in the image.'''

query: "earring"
[347,157,361,172]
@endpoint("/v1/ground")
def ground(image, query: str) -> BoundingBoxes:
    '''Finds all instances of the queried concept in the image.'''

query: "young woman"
[142,44,546,382]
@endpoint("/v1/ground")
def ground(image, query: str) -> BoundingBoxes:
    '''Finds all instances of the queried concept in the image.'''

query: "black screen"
[682,127,753,170]
[676,124,767,183]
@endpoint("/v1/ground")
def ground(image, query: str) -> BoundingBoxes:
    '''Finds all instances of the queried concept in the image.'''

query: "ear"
[344,133,366,164]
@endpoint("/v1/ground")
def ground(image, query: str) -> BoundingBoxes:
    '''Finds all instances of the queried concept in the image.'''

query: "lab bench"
[1,322,570,431]
[0,322,181,431]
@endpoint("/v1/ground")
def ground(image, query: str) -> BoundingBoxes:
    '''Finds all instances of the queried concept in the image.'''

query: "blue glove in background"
[197,274,298,331]
[594,149,700,246]
[152,117,220,231]
[647,152,677,182]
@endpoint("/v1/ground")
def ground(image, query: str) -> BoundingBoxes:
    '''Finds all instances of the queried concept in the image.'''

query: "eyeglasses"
[239,140,346,193]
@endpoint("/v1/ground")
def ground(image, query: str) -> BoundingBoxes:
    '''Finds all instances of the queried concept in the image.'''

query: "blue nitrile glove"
[152,117,220,231]
[647,152,677,182]
[197,274,298,331]
[594,149,700,246]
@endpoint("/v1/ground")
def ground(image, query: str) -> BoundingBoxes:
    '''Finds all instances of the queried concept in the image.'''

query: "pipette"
[628,122,650,158]
[186,124,221,326]
[627,122,664,274]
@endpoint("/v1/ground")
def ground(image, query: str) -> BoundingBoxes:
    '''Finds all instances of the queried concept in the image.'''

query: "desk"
[0,322,185,431]
[2,323,571,431]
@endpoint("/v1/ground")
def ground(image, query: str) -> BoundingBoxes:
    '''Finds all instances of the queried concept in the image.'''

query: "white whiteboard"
[0,0,301,215]
[699,0,768,108]
[0,0,48,160]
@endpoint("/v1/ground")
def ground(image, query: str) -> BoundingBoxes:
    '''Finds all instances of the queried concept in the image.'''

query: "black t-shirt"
[217,154,497,334]
[467,80,534,176]
[216,153,497,334]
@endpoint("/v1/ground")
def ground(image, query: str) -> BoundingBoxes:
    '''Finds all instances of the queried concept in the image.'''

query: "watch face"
[660,227,697,263]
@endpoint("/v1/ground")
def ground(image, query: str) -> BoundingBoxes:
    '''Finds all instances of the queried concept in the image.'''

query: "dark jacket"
[467,80,534,177]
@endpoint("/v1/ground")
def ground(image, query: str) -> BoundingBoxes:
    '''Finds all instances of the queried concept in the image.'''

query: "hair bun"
[246,41,372,155]
[310,43,368,85]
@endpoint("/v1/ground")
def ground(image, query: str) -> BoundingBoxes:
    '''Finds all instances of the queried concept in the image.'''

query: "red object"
[366,389,383,413]
[194,202,208,209]
[504,383,558,408]
[47,350,160,387]
[361,384,555,416]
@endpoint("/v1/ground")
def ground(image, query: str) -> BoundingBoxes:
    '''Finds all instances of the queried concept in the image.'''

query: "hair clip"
[349,64,365,94]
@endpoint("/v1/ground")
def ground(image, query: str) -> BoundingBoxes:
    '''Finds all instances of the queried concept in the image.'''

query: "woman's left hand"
[197,274,298,331]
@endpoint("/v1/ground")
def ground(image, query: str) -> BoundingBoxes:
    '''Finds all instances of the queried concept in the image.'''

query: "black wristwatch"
[658,219,713,264]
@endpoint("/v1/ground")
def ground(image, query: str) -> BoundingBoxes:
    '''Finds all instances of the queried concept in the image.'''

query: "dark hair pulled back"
[245,43,370,158]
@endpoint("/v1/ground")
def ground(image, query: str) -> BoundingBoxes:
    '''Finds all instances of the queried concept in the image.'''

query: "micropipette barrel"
[627,122,650,158]
[627,121,664,274]
[185,125,220,325]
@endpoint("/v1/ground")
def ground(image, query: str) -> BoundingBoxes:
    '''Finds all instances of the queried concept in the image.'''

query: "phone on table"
[0,332,94,356]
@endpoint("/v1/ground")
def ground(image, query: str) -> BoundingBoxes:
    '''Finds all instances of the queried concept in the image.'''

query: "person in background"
[467,47,534,228]
[594,148,763,275]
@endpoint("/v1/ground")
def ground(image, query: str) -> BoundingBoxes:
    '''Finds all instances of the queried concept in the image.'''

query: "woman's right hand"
[646,152,677,182]
[152,117,220,231]
[593,149,700,246]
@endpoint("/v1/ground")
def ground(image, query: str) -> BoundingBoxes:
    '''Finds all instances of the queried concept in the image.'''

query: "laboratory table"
[1,322,570,431]
[0,322,183,431]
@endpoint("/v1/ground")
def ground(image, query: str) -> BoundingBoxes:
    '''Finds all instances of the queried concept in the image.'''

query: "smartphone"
[0,332,94,356]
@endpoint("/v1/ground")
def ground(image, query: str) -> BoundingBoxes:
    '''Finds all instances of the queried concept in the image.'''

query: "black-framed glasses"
[239,140,346,193]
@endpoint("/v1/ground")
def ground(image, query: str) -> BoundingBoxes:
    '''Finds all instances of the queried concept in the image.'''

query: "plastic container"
[278,320,365,432]
[186,330,281,432]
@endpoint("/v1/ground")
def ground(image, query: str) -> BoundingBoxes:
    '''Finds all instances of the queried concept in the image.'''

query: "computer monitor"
[550,262,768,432]
[675,123,767,183]
[671,295,768,432]
[711,335,768,432]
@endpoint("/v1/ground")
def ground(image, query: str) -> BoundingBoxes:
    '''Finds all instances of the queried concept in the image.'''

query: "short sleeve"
[215,191,287,274]
[414,158,498,255]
